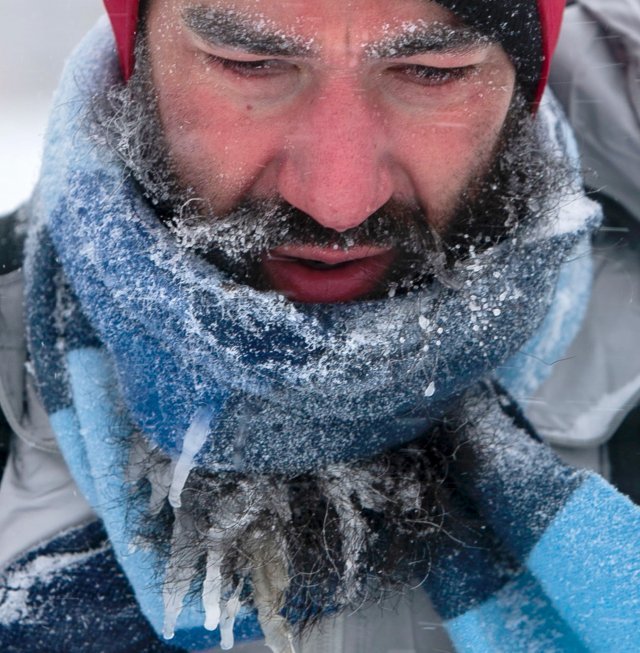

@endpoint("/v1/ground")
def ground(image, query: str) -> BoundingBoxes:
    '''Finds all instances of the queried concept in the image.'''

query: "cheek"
[390,92,511,224]
[155,80,282,209]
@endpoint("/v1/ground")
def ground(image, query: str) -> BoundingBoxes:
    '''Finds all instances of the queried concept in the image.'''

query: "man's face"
[145,0,516,302]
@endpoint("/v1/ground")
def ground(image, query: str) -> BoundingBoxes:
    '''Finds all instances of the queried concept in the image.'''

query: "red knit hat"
[104,0,139,80]
[103,0,564,105]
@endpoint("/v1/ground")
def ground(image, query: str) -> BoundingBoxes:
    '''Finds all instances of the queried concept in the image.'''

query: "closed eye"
[205,54,296,78]
[390,64,474,87]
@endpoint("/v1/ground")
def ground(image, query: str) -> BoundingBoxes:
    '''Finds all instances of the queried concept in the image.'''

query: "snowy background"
[0,0,103,215]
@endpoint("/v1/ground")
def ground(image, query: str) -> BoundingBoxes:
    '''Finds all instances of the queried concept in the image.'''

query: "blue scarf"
[22,21,640,652]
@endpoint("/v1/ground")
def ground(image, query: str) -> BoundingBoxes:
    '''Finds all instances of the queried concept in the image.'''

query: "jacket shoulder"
[0,209,25,476]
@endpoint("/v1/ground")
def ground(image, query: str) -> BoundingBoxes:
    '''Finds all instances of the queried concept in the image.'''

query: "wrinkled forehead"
[149,0,464,22]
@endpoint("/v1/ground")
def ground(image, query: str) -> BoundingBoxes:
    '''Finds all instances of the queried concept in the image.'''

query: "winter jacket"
[549,0,640,223]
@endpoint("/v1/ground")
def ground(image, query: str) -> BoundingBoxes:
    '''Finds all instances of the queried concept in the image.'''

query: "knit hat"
[103,0,565,105]
[437,1,565,104]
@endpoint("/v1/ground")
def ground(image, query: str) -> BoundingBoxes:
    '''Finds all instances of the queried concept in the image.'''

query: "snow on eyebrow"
[182,5,315,56]
[365,21,492,59]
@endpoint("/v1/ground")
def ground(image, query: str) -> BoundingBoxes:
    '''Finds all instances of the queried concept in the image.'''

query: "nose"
[276,78,394,232]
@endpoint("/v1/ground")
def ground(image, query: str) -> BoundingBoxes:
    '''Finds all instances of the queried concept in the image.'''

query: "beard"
[95,38,570,642]
[127,422,457,639]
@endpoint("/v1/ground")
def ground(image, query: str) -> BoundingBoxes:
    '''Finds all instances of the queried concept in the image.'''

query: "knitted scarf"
[23,21,640,652]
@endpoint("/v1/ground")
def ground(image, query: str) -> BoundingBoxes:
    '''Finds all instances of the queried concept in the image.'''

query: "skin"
[145,0,517,301]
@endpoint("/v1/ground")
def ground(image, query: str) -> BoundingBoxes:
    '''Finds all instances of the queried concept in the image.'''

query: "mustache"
[169,197,438,258]
[166,196,457,291]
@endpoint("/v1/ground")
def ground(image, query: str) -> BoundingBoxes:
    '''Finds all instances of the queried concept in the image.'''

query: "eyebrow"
[182,9,491,61]
[182,6,315,57]
[365,23,492,59]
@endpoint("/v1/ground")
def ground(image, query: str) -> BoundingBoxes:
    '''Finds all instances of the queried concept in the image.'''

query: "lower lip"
[262,249,396,303]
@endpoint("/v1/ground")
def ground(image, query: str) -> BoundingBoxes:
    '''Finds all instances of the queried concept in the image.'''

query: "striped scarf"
[21,20,640,652]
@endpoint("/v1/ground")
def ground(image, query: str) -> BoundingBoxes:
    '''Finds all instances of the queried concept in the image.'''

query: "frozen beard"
[127,423,453,642]
[91,39,573,644]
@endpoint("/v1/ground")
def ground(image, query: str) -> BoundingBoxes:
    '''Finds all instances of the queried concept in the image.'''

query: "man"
[0,1,638,652]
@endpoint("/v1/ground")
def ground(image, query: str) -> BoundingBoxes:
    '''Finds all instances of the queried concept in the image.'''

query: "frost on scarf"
[0,546,110,627]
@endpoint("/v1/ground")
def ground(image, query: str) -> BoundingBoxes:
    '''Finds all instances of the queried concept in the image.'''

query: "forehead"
[151,0,469,45]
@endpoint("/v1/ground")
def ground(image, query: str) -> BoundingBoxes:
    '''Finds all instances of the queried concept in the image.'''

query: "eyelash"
[392,64,472,86]
[206,54,293,78]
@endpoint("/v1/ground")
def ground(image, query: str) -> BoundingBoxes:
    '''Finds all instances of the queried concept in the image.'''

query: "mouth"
[262,245,396,303]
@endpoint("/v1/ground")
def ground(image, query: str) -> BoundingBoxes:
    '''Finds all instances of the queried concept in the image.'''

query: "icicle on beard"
[96,36,570,644]
[126,427,455,642]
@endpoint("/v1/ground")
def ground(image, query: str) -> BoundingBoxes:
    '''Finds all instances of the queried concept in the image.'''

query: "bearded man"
[0,1,638,652]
